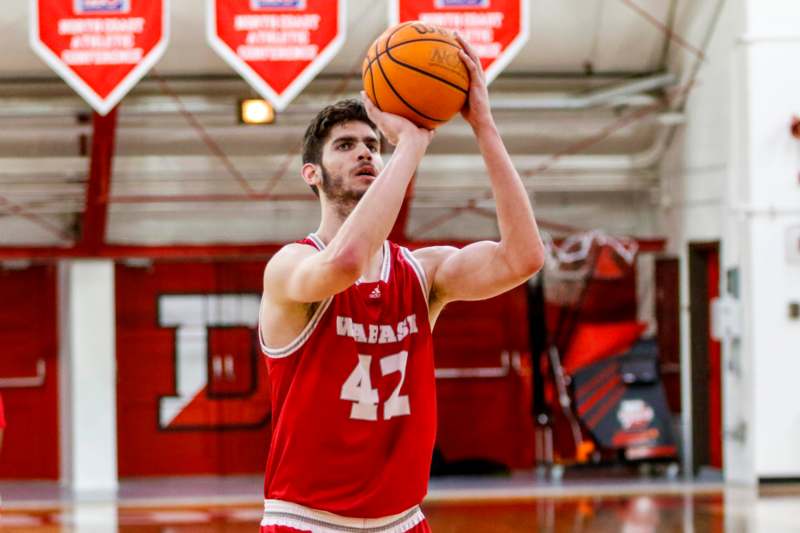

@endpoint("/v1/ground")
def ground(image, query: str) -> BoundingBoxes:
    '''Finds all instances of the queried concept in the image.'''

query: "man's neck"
[314,205,347,246]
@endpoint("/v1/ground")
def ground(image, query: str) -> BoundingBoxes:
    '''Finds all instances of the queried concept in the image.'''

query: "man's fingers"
[361,90,374,110]
[455,40,485,84]
[455,33,482,70]
[361,91,382,121]
[458,49,481,81]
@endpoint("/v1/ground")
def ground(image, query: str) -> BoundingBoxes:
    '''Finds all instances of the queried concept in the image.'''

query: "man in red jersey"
[258,37,544,533]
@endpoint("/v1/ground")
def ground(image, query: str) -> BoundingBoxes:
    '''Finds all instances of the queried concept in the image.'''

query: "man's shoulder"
[404,244,458,264]
[263,241,320,284]
[397,245,458,294]
[272,240,319,262]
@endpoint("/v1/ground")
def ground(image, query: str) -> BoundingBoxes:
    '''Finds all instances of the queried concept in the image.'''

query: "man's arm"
[416,35,545,320]
[266,97,434,305]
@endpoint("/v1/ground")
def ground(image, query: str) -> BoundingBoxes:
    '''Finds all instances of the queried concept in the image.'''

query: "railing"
[0,359,46,388]
[434,350,521,380]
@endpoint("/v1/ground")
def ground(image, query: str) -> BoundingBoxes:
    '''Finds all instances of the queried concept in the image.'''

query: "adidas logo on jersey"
[369,286,381,299]
[336,314,418,344]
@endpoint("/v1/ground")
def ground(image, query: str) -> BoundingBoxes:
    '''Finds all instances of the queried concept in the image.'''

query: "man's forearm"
[333,136,427,266]
[474,122,544,271]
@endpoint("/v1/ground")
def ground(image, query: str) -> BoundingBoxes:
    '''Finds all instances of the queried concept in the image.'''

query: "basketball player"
[258,37,544,533]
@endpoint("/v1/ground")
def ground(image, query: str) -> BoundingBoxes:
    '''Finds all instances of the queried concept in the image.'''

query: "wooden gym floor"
[1,475,798,531]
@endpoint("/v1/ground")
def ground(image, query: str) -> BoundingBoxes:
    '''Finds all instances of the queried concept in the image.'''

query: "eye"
[338,142,352,150]
[367,143,378,153]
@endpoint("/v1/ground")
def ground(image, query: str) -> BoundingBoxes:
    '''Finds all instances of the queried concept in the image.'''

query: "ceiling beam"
[0,236,666,261]
[0,240,464,260]
[0,82,667,118]
[491,73,676,111]
[78,109,117,253]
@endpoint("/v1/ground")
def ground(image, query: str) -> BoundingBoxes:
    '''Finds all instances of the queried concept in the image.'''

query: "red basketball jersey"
[259,234,437,518]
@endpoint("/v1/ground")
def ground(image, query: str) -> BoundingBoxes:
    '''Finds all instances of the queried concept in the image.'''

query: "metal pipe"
[0,79,672,119]
[491,73,677,111]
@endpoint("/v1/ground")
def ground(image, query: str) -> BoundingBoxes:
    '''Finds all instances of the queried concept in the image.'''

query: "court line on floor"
[1,481,734,511]
[424,481,727,503]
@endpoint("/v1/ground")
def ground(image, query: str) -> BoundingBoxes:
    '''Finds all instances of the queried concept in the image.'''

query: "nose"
[356,142,372,161]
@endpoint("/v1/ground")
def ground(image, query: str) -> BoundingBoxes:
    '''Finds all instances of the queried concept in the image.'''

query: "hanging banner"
[390,0,528,84]
[207,0,346,111]
[30,0,169,115]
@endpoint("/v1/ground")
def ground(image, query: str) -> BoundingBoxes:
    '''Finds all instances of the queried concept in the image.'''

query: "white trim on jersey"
[308,232,326,251]
[379,240,392,282]
[400,247,429,306]
[357,241,391,285]
[260,296,333,359]
[260,236,394,358]
[261,499,425,532]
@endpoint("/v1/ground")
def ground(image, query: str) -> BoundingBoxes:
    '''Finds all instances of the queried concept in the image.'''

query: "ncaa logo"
[435,0,490,8]
[250,0,306,9]
[74,0,130,14]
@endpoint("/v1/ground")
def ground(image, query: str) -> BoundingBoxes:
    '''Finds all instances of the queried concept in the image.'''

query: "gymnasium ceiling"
[0,0,723,252]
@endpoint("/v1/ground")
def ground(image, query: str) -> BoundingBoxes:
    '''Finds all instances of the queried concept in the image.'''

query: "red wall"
[0,264,59,479]
[116,260,535,476]
[0,257,538,479]
[116,261,271,477]
[434,286,535,469]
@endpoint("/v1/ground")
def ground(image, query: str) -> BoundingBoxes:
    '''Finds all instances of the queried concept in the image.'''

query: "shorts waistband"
[261,499,424,533]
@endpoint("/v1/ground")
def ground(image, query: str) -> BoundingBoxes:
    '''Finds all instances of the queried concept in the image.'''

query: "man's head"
[301,99,383,215]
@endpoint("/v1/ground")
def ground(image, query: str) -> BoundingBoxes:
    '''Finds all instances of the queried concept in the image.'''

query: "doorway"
[688,242,722,474]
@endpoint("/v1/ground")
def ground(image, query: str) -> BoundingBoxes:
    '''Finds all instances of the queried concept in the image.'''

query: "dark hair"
[302,99,378,196]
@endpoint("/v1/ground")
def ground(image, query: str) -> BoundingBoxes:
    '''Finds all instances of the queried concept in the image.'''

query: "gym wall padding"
[434,286,535,469]
[116,260,536,476]
[0,264,59,479]
[115,261,271,477]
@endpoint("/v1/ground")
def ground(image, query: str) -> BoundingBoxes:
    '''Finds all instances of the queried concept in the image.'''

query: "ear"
[301,163,320,189]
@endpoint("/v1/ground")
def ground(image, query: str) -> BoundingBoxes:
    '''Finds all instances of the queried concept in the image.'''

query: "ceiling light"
[239,98,275,125]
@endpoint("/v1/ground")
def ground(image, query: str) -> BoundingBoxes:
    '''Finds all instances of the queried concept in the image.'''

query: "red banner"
[30,0,169,115]
[208,0,346,111]
[391,0,528,84]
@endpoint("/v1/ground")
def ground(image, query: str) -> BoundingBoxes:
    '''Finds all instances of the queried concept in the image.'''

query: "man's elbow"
[519,253,545,279]
[329,245,367,281]
[510,245,545,280]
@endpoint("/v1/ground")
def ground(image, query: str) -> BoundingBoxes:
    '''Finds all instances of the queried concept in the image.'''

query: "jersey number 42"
[340,352,410,421]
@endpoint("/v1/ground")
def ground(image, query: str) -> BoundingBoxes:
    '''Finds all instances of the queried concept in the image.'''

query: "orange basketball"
[362,21,469,130]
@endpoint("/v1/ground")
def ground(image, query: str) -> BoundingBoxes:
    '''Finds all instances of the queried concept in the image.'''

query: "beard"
[319,165,366,219]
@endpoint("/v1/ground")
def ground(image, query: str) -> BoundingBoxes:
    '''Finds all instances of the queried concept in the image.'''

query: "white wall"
[662,0,800,482]
[659,0,738,479]
[737,0,800,479]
